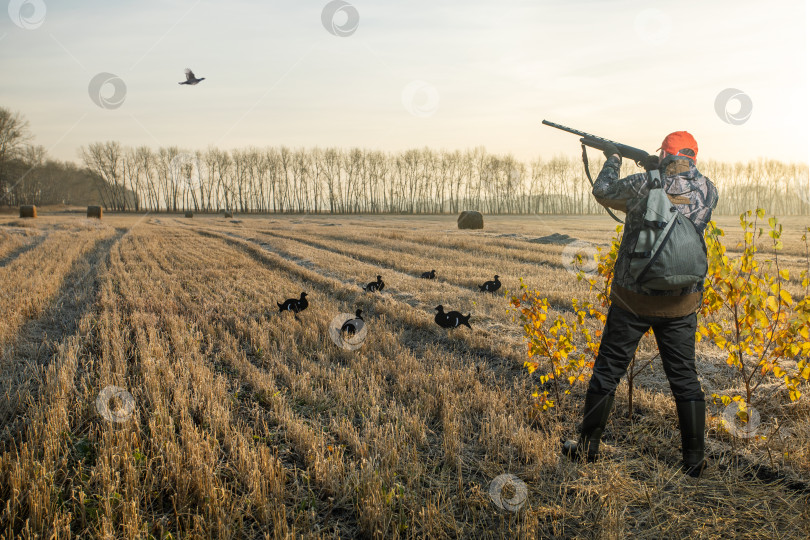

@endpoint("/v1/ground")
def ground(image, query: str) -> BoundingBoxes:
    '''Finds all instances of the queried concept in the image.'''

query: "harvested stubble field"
[0,212,808,539]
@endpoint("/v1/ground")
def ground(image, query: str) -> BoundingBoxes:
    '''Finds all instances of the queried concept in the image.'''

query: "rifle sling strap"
[581,144,623,224]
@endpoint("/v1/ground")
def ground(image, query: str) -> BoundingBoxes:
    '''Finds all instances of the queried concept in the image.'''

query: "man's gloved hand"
[602,143,620,159]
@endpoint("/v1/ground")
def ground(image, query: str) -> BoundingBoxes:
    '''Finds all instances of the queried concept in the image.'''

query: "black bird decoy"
[420,269,436,279]
[363,275,385,292]
[434,305,471,329]
[478,274,501,293]
[340,309,364,336]
[179,68,205,85]
[278,292,308,314]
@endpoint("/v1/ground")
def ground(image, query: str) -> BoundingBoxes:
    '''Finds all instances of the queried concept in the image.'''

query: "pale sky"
[1,0,808,165]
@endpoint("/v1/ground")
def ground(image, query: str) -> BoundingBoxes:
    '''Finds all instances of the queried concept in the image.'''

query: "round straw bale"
[19,205,37,218]
[87,205,103,219]
[457,210,483,229]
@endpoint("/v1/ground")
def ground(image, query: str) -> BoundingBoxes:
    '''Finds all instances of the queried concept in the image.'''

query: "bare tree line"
[701,160,810,216]
[3,106,808,215]
[79,141,810,216]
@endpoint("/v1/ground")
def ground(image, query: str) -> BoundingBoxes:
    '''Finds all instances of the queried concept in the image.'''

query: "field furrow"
[0,227,47,268]
[0,224,118,349]
[0,228,123,449]
[254,227,594,309]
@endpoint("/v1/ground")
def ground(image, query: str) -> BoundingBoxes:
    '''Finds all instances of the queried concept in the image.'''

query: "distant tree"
[80,142,126,210]
[14,145,46,203]
[0,107,34,204]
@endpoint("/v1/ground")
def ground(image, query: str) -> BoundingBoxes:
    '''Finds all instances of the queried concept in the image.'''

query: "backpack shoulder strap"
[648,169,662,189]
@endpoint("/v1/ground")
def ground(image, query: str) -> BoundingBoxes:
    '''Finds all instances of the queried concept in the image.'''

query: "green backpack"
[629,170,708,291]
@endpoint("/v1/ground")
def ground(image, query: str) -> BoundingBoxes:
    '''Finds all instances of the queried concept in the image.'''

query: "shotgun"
[542,120,658,170]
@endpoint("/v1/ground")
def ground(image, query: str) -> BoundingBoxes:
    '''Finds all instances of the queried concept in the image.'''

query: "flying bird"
[434,305,471,329]
[363,275,385,292]
[478,274,501,293]
[278,292,308,314]
[340,309,365,337]
[420,269,436,279]
[179,68,205,85]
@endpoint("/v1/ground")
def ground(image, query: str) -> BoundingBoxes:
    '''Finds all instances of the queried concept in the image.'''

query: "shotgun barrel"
[542,119,656,169]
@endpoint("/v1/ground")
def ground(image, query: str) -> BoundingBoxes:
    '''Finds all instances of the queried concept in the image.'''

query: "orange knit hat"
[658,131,698,160]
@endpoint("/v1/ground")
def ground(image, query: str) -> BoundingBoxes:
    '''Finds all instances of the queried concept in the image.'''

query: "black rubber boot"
[676,400,706,478]
[562,392,615,462]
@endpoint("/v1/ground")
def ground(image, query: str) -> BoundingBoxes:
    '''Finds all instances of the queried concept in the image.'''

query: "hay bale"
[19,205,37,218]
[224,211,233,218]
[530,233,575,245]
[87,205,103,219]
[185,211,193,218]
[457,210,483,229]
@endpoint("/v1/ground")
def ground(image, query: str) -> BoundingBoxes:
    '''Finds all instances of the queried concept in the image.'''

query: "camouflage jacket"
[592,155,719,298]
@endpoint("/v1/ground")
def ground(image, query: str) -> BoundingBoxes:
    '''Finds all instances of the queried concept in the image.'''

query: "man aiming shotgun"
[545,121,719,477]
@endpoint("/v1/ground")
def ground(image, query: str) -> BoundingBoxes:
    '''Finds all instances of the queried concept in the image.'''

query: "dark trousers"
[587,305,704,402]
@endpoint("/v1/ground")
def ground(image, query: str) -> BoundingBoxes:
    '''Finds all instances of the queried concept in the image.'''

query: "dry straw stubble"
[0,214,808,539]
